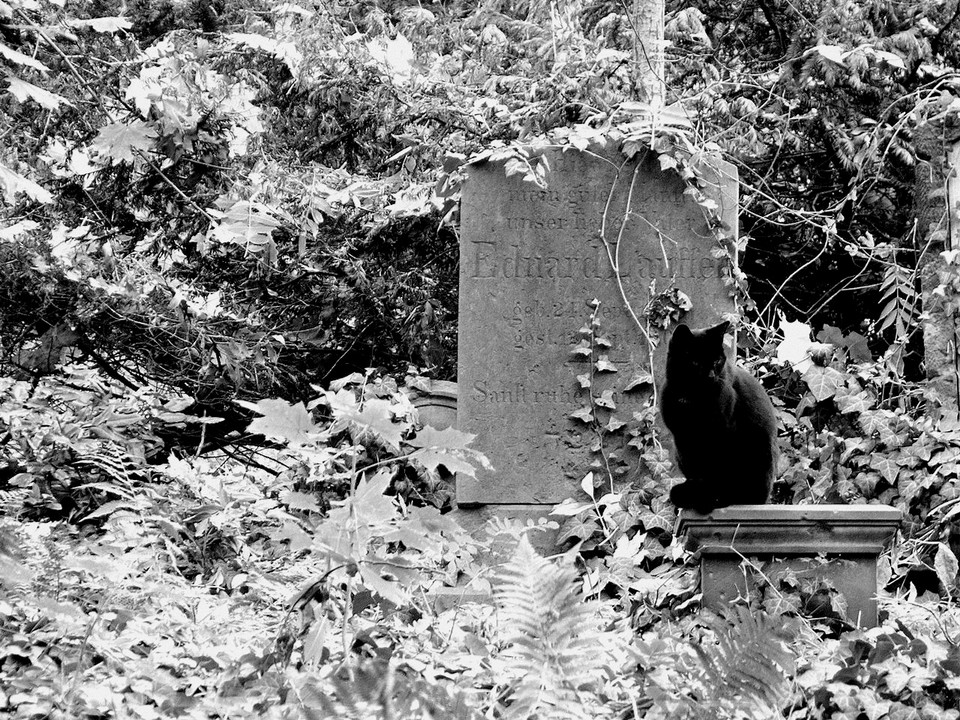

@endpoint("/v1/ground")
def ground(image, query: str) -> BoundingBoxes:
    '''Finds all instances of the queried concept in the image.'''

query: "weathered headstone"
[458,145,738,506]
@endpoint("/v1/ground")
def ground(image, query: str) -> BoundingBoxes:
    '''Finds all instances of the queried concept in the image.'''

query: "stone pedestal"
[407,378,457,431]
[676,505,901,627]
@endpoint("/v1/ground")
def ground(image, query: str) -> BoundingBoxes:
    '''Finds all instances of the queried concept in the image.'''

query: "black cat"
[660,321,778,513]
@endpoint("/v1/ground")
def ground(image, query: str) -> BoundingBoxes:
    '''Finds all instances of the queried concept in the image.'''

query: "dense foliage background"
[4,0,960,718]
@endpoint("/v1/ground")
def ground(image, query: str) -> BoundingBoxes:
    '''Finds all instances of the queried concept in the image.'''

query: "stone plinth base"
[450,503,560,553]
[676,505,901,627]
[428,504,560,612]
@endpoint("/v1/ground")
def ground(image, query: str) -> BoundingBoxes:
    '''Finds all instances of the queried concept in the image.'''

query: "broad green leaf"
[813,44,846,65]
[66,16,133,32]
[777,316,814,372]
[408,425,475,451]
[280,490,321,513]
[239,398,317,446]
[366,32,414,86]
[207,200,282,253]
[274,520,312,552]
[580,471,595,498]
[0,162,52,204]
[551,498,593,517]
[358,564,407,605]
[0,40,50,72]
[408,425,482,477]
[576,373,591,389]
[0,219,39,241]
[339,398,403,452]
[935,543,959,591]
[228,32,302,74]
[91,121,157,164]
[6,76,68,110]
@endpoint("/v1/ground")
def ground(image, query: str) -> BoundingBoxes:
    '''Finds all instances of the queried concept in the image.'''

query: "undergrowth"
[3,361,960,718]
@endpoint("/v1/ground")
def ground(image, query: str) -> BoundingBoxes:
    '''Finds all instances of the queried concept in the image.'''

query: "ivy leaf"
[557,515,600,544]
[858,410,897,445]
[595,390,616,409]
[835,385,872,414]
[624,371,653,392]
[606,416,626,432]
[576,373,591,389]
[595,355,618,373]
[933,447,960,466]
[238,398,317,446]
[642,449,672,477]
[569,407,593,423]
[802,365,844,402]
[639,507,673,532]
[91,121,157,164]
[658,153,678,171]
[551,498,594,516]
[571,340,592,357]
[869,455,900,485]
[935,543,959,591]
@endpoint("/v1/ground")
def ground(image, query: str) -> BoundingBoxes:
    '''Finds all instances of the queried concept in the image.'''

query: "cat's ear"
[710,321,731,337]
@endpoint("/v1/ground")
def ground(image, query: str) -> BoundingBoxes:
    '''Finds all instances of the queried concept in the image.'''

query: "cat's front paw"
[670,482,716,514]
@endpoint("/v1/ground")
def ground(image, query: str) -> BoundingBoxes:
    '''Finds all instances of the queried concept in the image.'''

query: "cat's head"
[667,321,730,380]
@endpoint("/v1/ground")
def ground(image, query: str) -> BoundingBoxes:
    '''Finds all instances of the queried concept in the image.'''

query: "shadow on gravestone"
[456,144,739,533]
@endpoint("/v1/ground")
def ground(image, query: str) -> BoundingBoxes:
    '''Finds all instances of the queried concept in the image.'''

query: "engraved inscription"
[470,240,722,282]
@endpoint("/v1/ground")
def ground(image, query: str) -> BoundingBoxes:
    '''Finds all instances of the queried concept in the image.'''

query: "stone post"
[634,0,665,109]
[677,505,901,627]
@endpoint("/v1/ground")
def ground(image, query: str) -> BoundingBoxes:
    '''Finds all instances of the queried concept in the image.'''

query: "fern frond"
[878,261,919,340]
[493,536,604,720]
[692,606,795,713]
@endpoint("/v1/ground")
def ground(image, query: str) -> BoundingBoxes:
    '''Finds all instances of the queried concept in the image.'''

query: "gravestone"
[458,145,738,507]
